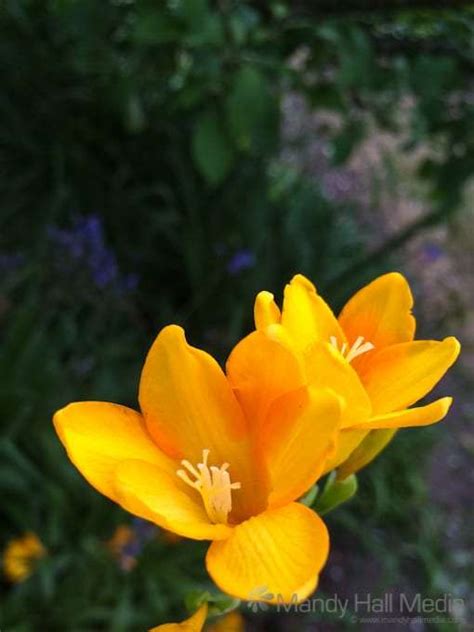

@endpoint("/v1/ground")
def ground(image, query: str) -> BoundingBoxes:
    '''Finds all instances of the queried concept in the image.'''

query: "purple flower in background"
[47,214,138,292]
[422,242,444,263]
[0,252,25,272]
[122,517,157,558]
[227,249,256,275]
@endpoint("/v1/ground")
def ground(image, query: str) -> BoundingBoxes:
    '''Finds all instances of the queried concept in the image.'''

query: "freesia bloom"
[54,325,342,602]
[2,532,46,583]
[250,272,460,478]
[149,602,208,631]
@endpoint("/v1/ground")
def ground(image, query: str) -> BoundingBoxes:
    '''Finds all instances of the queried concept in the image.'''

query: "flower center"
[330,335,375,363]
[177,449,241,525]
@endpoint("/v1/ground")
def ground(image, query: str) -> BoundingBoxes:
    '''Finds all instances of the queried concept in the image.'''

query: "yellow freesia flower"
[3,532,46,583]
[54,325,342,603]
[149,602,208,631]
[246,272,460,477]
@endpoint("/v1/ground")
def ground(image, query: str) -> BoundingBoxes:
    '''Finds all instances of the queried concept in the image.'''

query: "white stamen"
[330,334,374,363]
[176,449,241,524]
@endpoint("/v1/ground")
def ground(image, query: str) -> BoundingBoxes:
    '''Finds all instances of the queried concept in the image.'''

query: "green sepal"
[312,471,358,515]
[185,589,240,617]
[299,483,319,507]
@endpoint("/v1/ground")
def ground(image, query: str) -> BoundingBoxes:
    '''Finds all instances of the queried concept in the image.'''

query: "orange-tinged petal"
[338,272,416,354]
[328,397,454,477]
[226,330,304,428]
[206,503,329,604]
[322,428,369,474]
[362,337,460,414]
[254,291,281,330]
[304,342,372,428]
[53,402,175,499]
[140,325,247,458]
[280,275,346,351]
[149,603,208,632]
[351,397,453,430]
[114,460,232,541]
[336,429,397,480]
[258,387,341,507]
[139,326,262,519]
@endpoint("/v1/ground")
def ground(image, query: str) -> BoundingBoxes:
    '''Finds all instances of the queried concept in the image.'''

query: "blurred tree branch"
[324,206,457,297]
[372,35,474,73]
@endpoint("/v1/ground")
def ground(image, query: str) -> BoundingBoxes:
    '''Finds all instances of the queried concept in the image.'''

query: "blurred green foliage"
[1,1,472,630]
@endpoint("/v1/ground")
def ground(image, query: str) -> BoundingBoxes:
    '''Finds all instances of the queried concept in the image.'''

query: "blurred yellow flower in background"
[107,524,134,555]
[2,532,46,583]
[251,272,460,478]
[54,325,341,603]
[106,524,137,571]
[106,518,157,571]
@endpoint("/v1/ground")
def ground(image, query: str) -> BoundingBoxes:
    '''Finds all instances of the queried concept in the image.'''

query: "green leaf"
[336,25,375,91]
[307,83,345,111]
[133,11,180,45]
[226,66,276,152]
[331,119,365,165]
[312,471,358,515]
[192,110,235,186]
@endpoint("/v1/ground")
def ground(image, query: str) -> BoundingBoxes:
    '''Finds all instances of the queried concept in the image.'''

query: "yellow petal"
[53,402,174,499]
[206,503,329,604]
[336,429,397,480]
[304,342,372,428]
[362,337,460,414]
[149,603,208,632]
[280,275,346,352]
[322,428,369,474]
[338,272,416,355]
[140,325,248,458]
[114,460,231,541]
[54,402,229,540]
[329,397,454,478]
[139,325,262,519]
[226,330,304,428]
[258,387,341,507]
[254,291,281,330]
[351,397,453,430]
